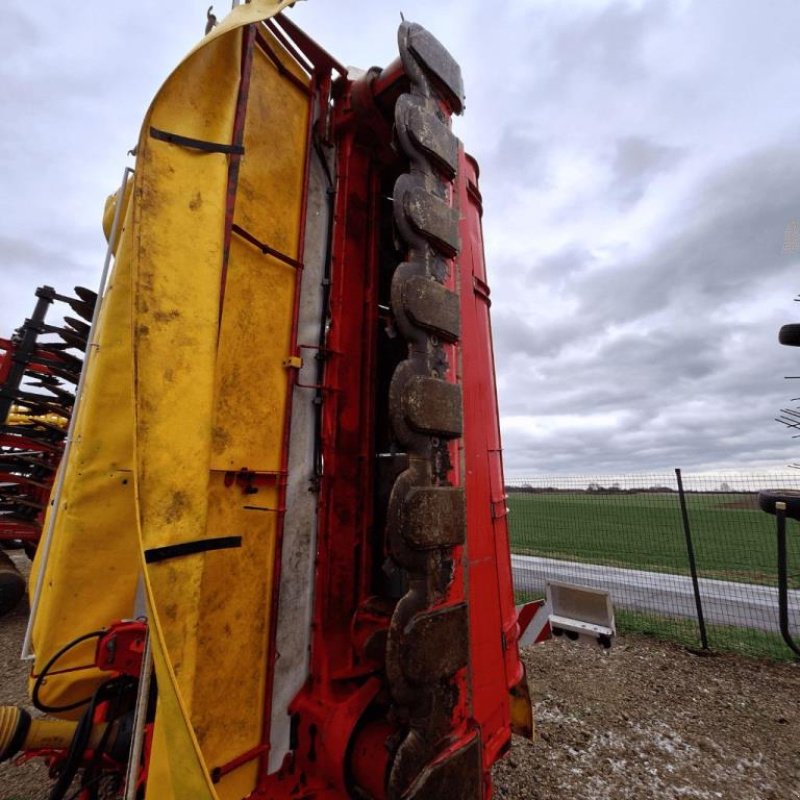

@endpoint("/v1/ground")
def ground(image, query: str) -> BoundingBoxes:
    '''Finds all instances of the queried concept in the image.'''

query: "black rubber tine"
[74,286,98,306]
[37,342,71,353]
[43,365,80,384]
[66,298,95,322]
[64,316,91,339]
[57,329,87,350]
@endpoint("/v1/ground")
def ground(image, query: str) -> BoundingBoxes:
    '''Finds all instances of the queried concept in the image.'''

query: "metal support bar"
[124,627,153,800]
[675,468,709,650]
[0,292,55,425]
[22,166,134,661]
[775,502,800,658]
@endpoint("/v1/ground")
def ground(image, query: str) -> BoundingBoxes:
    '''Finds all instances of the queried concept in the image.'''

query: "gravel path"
[1,555,798,799]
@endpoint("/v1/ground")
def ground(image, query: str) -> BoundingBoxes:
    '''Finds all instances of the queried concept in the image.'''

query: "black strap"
[149,126,245,156]
[145,536,242,564]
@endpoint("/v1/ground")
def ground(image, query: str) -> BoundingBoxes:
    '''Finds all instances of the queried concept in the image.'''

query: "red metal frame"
[0,335,70,546]
[458,152,529,782]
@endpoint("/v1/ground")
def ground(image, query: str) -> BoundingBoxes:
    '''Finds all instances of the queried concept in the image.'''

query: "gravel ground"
[1,554,49,800]
[493,638,800,799]
[2,553,798,799]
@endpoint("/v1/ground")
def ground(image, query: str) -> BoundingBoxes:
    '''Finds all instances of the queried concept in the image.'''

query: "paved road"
[512,554,800,633]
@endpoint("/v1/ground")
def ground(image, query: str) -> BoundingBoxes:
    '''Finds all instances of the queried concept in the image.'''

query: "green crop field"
[507,491,800,588]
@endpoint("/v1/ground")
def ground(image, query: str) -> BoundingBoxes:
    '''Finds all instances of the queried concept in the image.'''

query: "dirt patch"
[493,636,800,799]
[715,496,760,510]
[1,554,798,799]
[0,554,50,800]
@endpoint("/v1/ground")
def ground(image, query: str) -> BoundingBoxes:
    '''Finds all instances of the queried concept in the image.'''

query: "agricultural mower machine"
[0,4,613,798]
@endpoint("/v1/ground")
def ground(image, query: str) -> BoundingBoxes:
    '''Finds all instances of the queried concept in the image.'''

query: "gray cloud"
[611,136,685,208]
[2,0,800,480]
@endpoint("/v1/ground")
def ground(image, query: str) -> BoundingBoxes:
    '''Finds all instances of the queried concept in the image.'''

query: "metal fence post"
[675,468,709,650]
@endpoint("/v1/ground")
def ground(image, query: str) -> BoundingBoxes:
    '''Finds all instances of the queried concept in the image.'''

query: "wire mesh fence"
[508,470,800,661]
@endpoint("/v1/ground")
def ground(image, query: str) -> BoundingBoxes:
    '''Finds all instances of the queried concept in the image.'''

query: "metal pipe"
[21,166,134,661]
[675,468,709,650]
[775,502,800,658]
[124,628,153,800]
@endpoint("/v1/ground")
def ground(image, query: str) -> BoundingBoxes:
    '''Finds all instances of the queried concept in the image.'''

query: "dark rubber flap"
[398,96,459,178]
[403,603,469,682]
[402,736,482,800]
[406,24,465,113]
[403,276,460,341]
[404,486,465,549]
[403,376,462,438]
[403,188,461,257]
[779,324,800,347]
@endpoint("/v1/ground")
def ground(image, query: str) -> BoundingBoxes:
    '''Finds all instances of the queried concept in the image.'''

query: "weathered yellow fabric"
[30,2,309,798]
[29,179,138,719]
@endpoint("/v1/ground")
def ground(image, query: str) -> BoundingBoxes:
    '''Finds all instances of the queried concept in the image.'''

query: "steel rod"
[775,502,800,658]
[675,468,709,650]
[124,627,153,800]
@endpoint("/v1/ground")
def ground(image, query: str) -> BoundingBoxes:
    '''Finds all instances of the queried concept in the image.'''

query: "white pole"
[123,628,153,800]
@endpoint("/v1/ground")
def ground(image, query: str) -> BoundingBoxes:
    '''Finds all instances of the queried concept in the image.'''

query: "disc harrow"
[0,285,95,613]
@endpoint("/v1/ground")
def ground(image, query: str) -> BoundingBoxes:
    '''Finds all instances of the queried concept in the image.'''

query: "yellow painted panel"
[190,474,280,796]
[209,37,310,472]
[210,240,298,472]
[234,36,310,255]
[127,3,311,798]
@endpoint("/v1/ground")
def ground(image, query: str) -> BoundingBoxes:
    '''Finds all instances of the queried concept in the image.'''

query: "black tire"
[779,324,800,347]
[758,489,800,520]
[0,550,26,616]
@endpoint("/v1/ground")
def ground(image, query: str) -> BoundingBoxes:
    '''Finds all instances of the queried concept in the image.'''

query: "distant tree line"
[505,484,745,494]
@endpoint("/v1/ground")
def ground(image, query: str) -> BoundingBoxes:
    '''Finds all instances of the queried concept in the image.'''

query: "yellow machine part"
[6,406,68,429]
[29,180,139,717]
[29,2,309,798]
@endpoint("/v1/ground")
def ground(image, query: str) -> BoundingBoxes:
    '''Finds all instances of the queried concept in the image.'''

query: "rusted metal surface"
[403,736,482,800]
[396,96,459,179]
[400,276,461,342]
[403,487,465,549]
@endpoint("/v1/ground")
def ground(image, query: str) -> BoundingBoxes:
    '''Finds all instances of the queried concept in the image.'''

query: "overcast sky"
[3,0,800,478]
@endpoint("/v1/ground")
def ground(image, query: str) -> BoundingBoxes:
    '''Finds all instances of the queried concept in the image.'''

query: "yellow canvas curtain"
[30,3,310,798]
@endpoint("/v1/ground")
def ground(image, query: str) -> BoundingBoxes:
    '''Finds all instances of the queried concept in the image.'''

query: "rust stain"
[153,309,181,323]
[211,426,232,455]
[164,490,189,523]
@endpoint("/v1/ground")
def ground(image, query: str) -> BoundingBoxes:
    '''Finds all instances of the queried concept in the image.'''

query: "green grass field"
[507,491,800,588]
[614,609,796,662]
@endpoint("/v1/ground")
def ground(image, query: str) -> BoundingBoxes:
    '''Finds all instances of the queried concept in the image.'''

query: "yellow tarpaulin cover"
[30,3,311,798]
